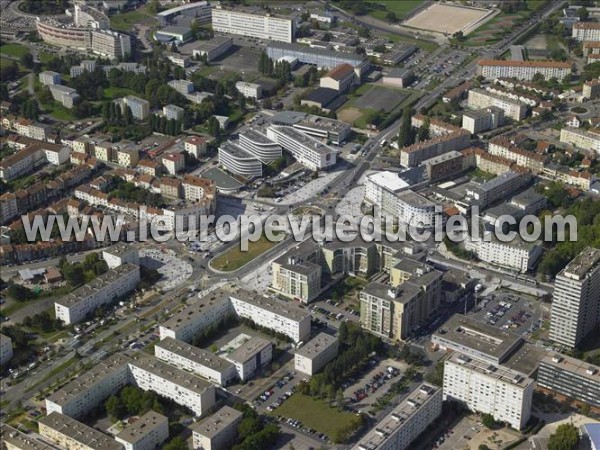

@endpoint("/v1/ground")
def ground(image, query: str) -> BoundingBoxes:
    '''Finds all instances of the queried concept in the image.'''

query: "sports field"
[403,4,494,35]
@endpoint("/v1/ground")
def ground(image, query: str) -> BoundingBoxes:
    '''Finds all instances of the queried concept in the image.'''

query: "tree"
[481,413,496,429]
[577,6,590,20]
[163,438,187,450]
[386,11,398,22]
[322,32,333,42]
[548,424,579,450]
[8,283,35,302]
[206,116,220,137]
[417,116,430,142]
[357,26,370,38]
[453,31,465,41]
[479,446,491,450]
[105,395,126,420]
[397,107,413,148]
[146,0,160,14]
[20,53,34,69]
[532,72,545,83]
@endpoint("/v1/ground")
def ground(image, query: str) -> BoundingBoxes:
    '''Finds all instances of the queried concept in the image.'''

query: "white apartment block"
[154,337,237,386]
[235,81,262,99]
[295,333,338,376]
[0,333,13,367]
[271,254,322,303]
[91,30,131,59]
[225,337,273,381]
[184,136,207,158]
[159,288,311,344]
[49,85,80,108]
[443,353,533,430]
[115,411,169,450]
[44,146,70,166]
[168,79,194,95]
[364,171,410,216]
[54,263,141,325]
[550,247,600,349]
[462,107,504,134]
[162,153,185,174]
[163,104,184,121]
[267,125,337,171]
[464,233,543,273]
[396,190,437,229]
[583,79,600,99]
[212,7,295,43]
[102,244,139,269]
[119,96,150,120]
[560,127,600,154]
[572,22,600,41]
[128,357,216,417]
[190,406,243,450]
[352,384,442,450]
[39,71,61,86]
[476,60,572,81]
[117,147,139,168]
[39,413,123,450]
[488,138,545,172]
[467,89,527,121]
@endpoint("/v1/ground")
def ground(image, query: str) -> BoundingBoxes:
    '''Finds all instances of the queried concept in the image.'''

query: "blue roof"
[582,423,600,449]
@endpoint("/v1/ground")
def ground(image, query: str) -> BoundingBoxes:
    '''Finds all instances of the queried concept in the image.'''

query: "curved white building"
[218,142,262,178]
[239,130,282,163]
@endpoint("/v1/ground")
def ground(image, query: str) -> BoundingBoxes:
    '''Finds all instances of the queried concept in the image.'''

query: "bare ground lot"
[337,107,362,124]
[403,3,494,35]
[359,86,407,112]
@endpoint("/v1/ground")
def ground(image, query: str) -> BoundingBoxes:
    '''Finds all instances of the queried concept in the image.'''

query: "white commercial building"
[0,333,13,367]
[550,247,600,349]
[218,141,263,178]
[364,171,410,216]
[476,60,572,81]
[154,337,237,386]
[225,336,273,381]
[54,263,140,325]
[464,233,543,273]
[467,89,527,121]
[115,411,169,450]
[267,125,337,171]
[396,190,437,229]
[352,384,442,450]
[443,353,533,430]
[238,129,282,163]
[190,406,243,450]
[295,333,338,376]
[102,244,139,269]
[159,288,311,343]
[212,7,295,43]
[235,81,262,99]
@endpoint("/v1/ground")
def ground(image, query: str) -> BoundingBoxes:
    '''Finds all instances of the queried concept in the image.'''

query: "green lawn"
[211,233,284,272]
[367,0,425,20]
[38,51,54,64]
[110,7,156,32]
[0,43,29,58]
[273,393,358,439]
[104,86,138,100]
[45,104,74,121]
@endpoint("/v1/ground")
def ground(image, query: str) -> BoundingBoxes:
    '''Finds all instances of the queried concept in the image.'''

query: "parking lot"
[470,291,543,336]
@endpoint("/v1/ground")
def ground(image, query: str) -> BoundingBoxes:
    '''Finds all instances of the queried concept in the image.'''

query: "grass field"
[110,7,156,32]
[104,86,138,100]
[0,43,29,58]
[38,52,55,64]
[211,233,284,272]
[367,0,425,20]
[385,33,438,52]
[273,393,358,439]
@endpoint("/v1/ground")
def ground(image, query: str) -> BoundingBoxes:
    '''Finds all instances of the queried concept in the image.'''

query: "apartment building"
[159,287,311,343]
[238,129,282,163]
[115,411,169,450]
[235,81,262,99]
[0,144,46,181]
[572,22,600,41]
[39,71,61,86]
[464,233,543,273]
[467,89,528,121]
[431,314,524,365]
[91,29,131,59]
[162,153,185,175]
[319,63,357,93]
[212,7,295,43]
[184,136,208,158]
[421,151,465,183]
[364,171,410,216]
[444,353,533,430]
[352,384,442,450]
[267,42,366,70]
[39,413,123,450]
[117,147,139,168]
[465,171,530,208]
[54,263,141,325]
[218,141,263,178]
[537,353,600,409]
[163,104,184,121]
[225,337,273,381]
[550,247,600,349]
[489,137,545,172]
[102,244,139,269]
[295,333,338,376]
[267,125,337,170]
[0,333,13,367]
[168,79,194,95]
[583,79,600,99]
[400,129,470,167]
[154,337,237,386]
[191,36,233,62]
[396,190,437,229]
[128,357,216,417]
[3,426,56,450]
[462,107,504,134]
[118,96,150,120]
[560,127,600,154]
[49,85,80,108]
[190,406,243,450]
[476,59,572,81]
[583,40,600,55]
[271,253,322,303]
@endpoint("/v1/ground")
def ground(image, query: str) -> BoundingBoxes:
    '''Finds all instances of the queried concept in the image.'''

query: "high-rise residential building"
[190,406,243,450]
[476,60,572,81]
[118,96,150,120]
[49,85,80,109]
[102,243,139,269]
[550,247,600,349]
[462,106,504,134]
[352,384,442,450]
[39,71,61,86]
[163,104,184,121]
[212,7,295,43]
[464,232,543,273]
[91,30,131,59]
[572,22,600,41]
[235,81,263,99]
[224,336,273,381]
[271,253,322,303]
[295,333,338,375]
[0,333,13,367]
[467,89,528,121]
[583,79,600,99]
[443,353,534,430]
